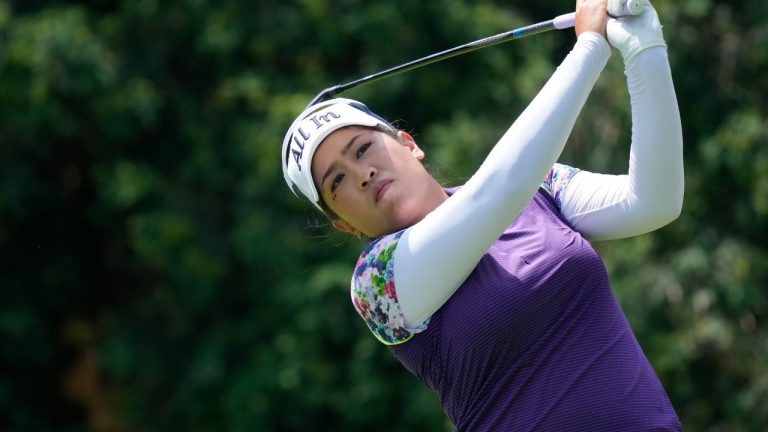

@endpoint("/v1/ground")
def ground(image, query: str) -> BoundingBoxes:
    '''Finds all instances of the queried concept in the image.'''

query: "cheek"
[397,157,430,185]
[332,185,367,215]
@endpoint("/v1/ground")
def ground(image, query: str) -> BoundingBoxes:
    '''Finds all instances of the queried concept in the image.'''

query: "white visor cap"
[282,98,394,212]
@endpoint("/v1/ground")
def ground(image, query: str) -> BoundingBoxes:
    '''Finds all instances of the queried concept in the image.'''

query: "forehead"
[330,125,374,140]
[311,127,378,176]
[316,126,375,156]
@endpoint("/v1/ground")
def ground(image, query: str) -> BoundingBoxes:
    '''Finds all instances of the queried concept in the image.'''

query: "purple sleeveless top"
[352,186,681,431]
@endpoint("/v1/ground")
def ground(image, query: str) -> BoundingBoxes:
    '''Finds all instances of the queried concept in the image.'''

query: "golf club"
[307,0,644,107]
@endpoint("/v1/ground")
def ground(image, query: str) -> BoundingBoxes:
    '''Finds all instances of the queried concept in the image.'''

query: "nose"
[358,167,376,190]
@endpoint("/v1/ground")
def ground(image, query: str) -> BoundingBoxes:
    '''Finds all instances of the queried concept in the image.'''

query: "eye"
[331,173,345,193]
[356,142,371,158]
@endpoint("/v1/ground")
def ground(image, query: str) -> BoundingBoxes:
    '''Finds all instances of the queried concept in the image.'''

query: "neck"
[417,177,450,220]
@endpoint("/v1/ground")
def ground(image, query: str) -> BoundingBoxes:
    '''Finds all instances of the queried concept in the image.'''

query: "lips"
[374,179,393,203]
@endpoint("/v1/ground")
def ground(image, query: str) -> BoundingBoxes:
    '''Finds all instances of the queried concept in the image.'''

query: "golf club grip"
[554,0,645,29]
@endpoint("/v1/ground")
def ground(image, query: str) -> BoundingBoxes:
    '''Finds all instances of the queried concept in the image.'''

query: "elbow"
[671,185,685,221]
[644,187,684,230]
[667,170,685,223]
[638,161,685,229]
[629,177,684,232]
[625,205,680,237]
[660,198,683,227]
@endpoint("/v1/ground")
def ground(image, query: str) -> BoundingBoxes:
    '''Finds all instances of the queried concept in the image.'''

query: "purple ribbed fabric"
[390,189,680,431]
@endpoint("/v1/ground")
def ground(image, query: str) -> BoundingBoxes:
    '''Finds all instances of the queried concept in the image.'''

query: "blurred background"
[1,0,766,430]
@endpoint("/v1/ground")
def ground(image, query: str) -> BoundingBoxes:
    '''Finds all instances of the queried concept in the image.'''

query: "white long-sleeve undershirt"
[560,46,683,240]
[393,36,683,329]
[394,32,611,328]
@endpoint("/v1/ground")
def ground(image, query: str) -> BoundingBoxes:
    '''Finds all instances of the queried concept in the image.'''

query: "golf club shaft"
[307,2,642,107]
[307,15,569,107]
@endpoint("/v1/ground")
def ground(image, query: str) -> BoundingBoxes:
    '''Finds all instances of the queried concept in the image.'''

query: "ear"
[397,131,425,161]
[331,219,363,238]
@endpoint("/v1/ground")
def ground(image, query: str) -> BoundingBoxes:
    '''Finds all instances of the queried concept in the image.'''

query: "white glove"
[607,0,667,64]
[607,0,645,17]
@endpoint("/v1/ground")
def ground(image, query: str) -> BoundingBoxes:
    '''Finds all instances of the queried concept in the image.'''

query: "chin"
[376,188,434,234]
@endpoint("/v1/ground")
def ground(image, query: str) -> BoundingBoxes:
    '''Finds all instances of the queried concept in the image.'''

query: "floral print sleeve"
[350,230,430,345]
[541,163,581,210]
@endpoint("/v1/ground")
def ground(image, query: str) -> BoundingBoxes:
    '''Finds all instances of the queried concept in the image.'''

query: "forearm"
[395,33,611,326]
[561,46,684,240]
[627,47,684,213]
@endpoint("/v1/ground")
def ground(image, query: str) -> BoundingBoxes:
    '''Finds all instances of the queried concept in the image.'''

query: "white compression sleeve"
[394,33,611,328]
[559,46,683,240]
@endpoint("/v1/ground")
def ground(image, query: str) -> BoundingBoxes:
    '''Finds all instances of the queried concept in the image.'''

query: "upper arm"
[558,169,681,241]
[351,231,429,346]
[540,163,582,210]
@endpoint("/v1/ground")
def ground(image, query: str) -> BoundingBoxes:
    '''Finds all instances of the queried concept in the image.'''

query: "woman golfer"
[282,0,683,430]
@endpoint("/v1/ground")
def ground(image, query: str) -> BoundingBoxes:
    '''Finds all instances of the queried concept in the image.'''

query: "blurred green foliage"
[0,0,766,431]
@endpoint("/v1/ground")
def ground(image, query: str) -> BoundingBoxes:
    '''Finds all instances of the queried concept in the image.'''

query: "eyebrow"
[320,133,364,190]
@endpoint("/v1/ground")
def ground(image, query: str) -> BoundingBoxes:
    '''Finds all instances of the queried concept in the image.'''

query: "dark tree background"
[1,0,766,430]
